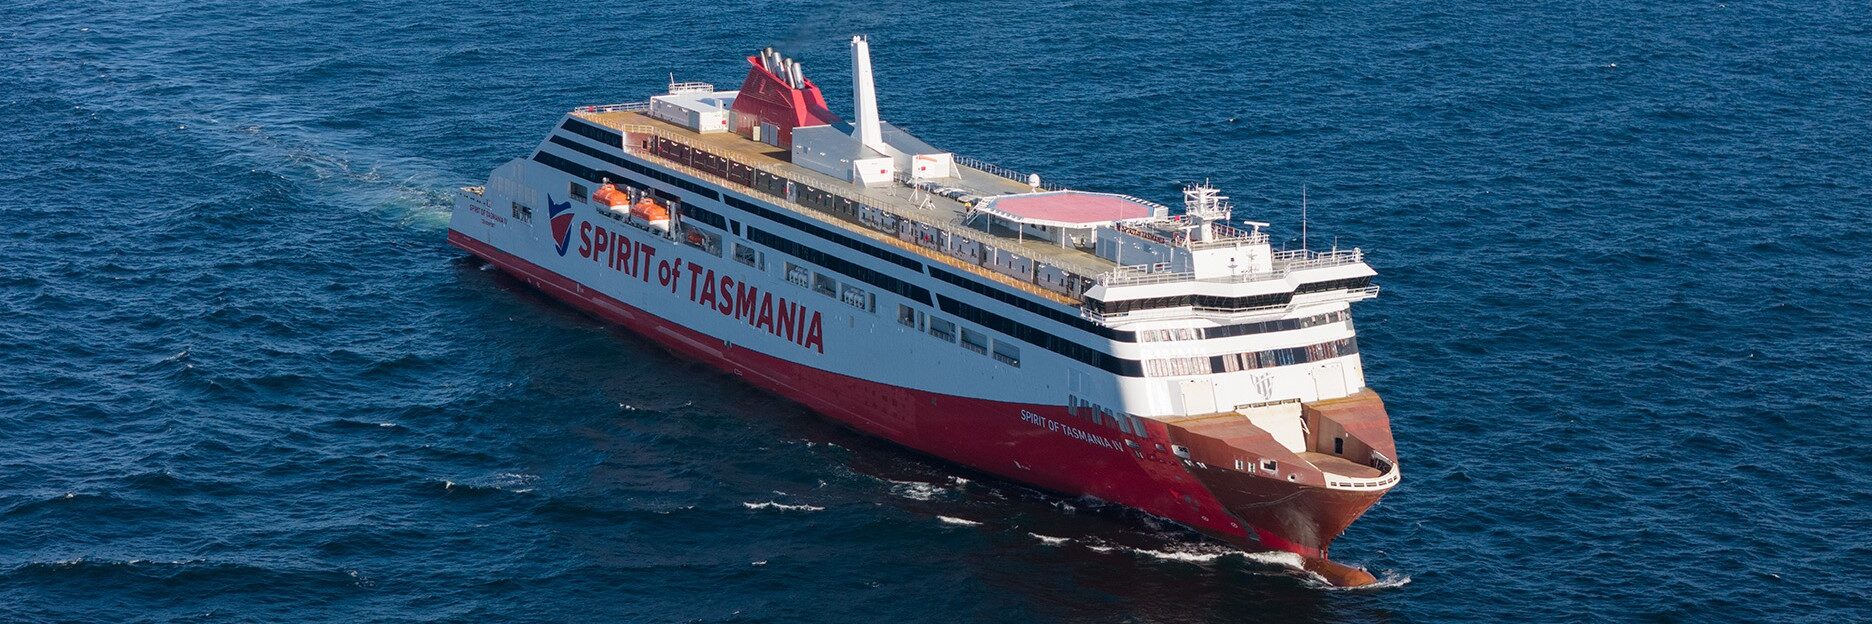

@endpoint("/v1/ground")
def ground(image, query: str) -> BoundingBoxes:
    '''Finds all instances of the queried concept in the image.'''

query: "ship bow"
[1164,389,1400,585]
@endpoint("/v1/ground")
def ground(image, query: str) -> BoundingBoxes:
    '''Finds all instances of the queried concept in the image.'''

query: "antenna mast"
[1182,180,1232,243]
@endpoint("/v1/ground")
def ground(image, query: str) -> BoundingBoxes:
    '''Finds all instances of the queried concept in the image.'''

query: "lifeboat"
[592,183,631,218]
[632,197,672,233]
[592,182,628,207]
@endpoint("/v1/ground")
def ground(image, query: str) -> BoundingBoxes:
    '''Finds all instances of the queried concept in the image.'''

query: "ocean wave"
[742,501,824,512]
[1115,546,1233,564]
[1310,570,1413,591]
[4,556,366,587]
[936,516,981,526]
[1028,533,1070,546]
[324,418,406,431]
[1085,541,1307,570]
[886,479,948,501]
[436,473,538,495]
[2,491,119,517]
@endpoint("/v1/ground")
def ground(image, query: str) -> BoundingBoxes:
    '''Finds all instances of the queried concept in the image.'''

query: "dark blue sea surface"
[3,1,1869,622]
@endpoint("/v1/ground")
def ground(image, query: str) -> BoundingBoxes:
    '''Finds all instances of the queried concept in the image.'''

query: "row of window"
[926,267,1134,342]
[746,226,932,305]
[533,151,614,189]
[722,195,924,273]
[780,261,873,311]
[556,121,722,200]
[936,294,1145,377]
[691,218,874,316]
[1135,310,1352,343]
[1087,291,1291,316]
[683,203,726,230]
[897,304,1021,367]
[1085,277,1374,317]
[1141,337,1360,377]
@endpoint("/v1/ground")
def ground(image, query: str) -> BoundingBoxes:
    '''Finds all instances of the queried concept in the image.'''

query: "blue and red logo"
[547,196,575,256]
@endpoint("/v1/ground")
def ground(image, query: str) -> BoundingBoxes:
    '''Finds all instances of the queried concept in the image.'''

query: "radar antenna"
[1180,181,1234,243]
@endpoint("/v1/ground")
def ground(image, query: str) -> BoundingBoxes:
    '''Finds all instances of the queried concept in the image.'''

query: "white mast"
[1183,181,1231,243]
[849,35,886,154]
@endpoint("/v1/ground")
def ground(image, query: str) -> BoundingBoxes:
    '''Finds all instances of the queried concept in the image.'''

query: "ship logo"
[547,196,576,256]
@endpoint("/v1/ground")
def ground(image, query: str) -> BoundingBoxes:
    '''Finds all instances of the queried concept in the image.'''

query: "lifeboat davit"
[632,197,672,233]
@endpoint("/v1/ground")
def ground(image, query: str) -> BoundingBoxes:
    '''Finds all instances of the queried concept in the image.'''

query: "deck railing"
[581,101,651,113]
[1097,248,1367,287]
[952,154,1069,191]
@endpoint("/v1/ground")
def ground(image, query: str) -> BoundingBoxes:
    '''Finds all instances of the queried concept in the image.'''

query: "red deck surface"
[980,191,1155,225]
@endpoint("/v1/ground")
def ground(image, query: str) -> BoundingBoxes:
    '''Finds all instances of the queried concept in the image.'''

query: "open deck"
[572,108,1121,305]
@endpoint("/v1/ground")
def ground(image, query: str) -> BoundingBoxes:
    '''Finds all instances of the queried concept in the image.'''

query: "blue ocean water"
[3,0,1869,621]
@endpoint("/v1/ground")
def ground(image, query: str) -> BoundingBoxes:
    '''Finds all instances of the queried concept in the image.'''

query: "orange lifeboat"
[632,197,672,233]
[591,182,630,209]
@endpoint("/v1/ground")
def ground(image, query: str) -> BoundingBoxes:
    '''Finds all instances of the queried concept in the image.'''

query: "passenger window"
[839,284,872,311]
[991,340,1020,367]
[960,328,988,354]
[733,243,764,269]
[928,318,957,342]
[812,273,837,297]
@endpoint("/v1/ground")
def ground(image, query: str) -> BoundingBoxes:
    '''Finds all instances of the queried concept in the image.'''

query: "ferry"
[450,36,1399,586]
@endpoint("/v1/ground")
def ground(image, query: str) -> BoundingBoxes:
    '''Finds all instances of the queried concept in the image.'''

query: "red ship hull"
[451,229,1387,584]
